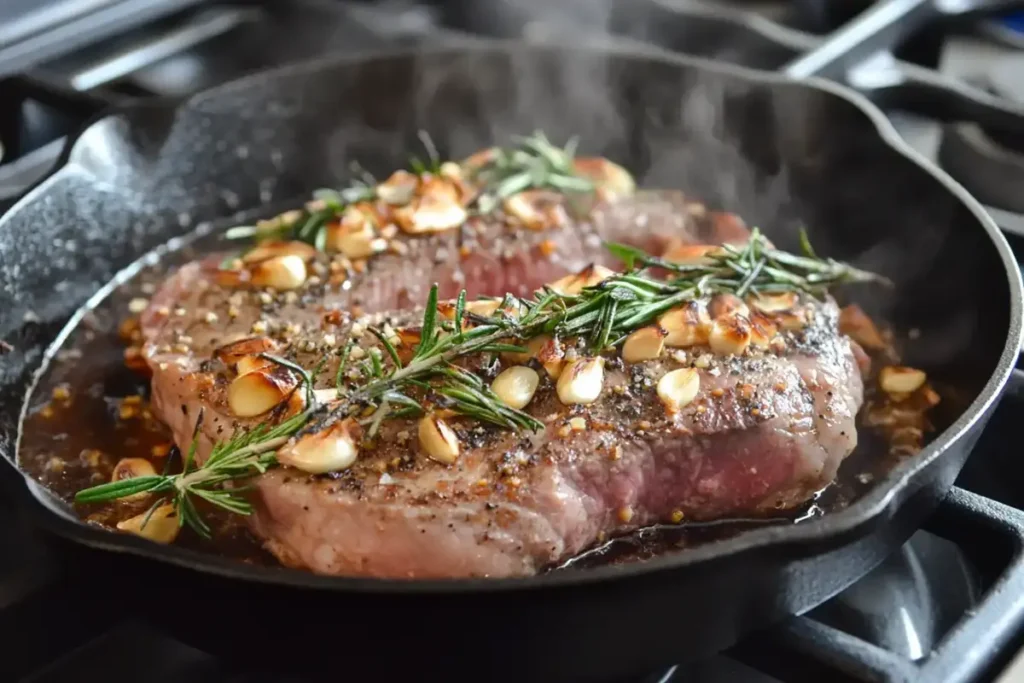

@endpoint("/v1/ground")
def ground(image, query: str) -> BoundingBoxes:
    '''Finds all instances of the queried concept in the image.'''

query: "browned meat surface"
[139,188,864,579]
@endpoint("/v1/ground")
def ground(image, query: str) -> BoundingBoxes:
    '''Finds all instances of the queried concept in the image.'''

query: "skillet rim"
[2,40,1022,593]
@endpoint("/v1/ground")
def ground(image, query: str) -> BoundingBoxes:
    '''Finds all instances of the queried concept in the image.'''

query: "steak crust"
[140,190,863,578]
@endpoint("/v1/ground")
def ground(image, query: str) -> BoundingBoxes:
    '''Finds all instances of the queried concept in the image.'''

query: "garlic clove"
[839,304,886,350]
[376,169,419,205]
[879,366,927,395]
[661,244,722,266]
[709,294,750,320]
[277,418,361,474]
[214,267,250,288]
[709,314,752,356]
[236,355,273,376]
[111,457,158,503]
[556,357,605,405]
[325,210,387,259]
[227,366,297,417]
[622,326,667,363]
[657,368,701,413]
[749,291,799,314]
[501,333,564,379]
[214,336,279,369]
[117,504,181,544]
[748,312,779,349]
[571,157,636,199]
[394,177,467,234]
[491,366,541,410]
[503,190,570,231]
[249,254,307,290]
[658,301,711,348]
[418,414,461,464]
[242,240,318,265]
[775,308,808,332]
[548,264,616,296]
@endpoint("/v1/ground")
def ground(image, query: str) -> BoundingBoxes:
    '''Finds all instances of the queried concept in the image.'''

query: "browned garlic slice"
[376,170,419,206]
[709,294,750,320]
[242,240,318,265]
[110,458,157,503]
[491,366,541,410]
[325,210,387,259]
[709,314,752,356]
[250,254,307,290]
[622,326,667,363]
[657,368,701,413]
[227,366,297,417]
[117,504,180,544]
[548,264,616,296]
[748,312,779,349]
[277,418,361,474]
[661,244,722,266]
[749,292,798,314]
[503,190,570,231]
[418,414,460,464]
[879,366,927,395]
[658,301,711,348]
[214,336,279,369]
[557,357,605,405]
[394,177,467,234]
[571,157,636,199]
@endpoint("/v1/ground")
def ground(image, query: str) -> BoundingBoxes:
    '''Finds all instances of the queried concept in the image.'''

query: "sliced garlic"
[622,326,667,363]
[214,336,279,369]
[709,294,750,320]
[376,169,419,205]
[326,210,387,259]
[111,458,158,503]
[116,504,180,544]
[503,190,569,231]
[250,254,307,291]
[394,177,467,234]
[658,301,711,348]
[839,304,886,350]
[491,366,540,410]
[879,366,927,394]
[775,308,808,332]
[571,157,636,199]
[556,357,605,405]
[661,244,721,265]
[709,314,752,356]
[748,312,778,349]
[548,264,616,296]
[236,355,273,376]
[749,291,798,314]
[242,240,318,265]
[418,414,460,464]
[502,334,565,378]
[657,368,700,413]
[227,367,297,417]
[277,419,360,474]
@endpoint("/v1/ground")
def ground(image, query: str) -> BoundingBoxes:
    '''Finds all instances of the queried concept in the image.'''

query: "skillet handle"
[782,0,1024,134]
[783,0,1024,81]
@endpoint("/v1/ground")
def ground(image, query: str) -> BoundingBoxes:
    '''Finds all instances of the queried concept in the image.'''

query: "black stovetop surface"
[4,2,1024,682]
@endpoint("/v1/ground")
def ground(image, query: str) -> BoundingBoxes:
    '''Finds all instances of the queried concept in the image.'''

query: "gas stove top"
[3,2,1024,682]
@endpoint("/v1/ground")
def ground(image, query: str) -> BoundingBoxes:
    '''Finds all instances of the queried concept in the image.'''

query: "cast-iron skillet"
[0,37,1022,682]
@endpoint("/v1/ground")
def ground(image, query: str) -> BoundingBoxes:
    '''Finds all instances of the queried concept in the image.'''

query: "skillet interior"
[0,44,1019,678]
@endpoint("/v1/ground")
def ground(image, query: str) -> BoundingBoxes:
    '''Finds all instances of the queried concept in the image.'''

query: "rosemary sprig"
[75,230,885,537]
[469,131,594,213]
[74,357,319,537]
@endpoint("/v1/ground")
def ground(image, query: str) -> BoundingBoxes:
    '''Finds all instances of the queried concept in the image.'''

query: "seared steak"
[140,188,864,578]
